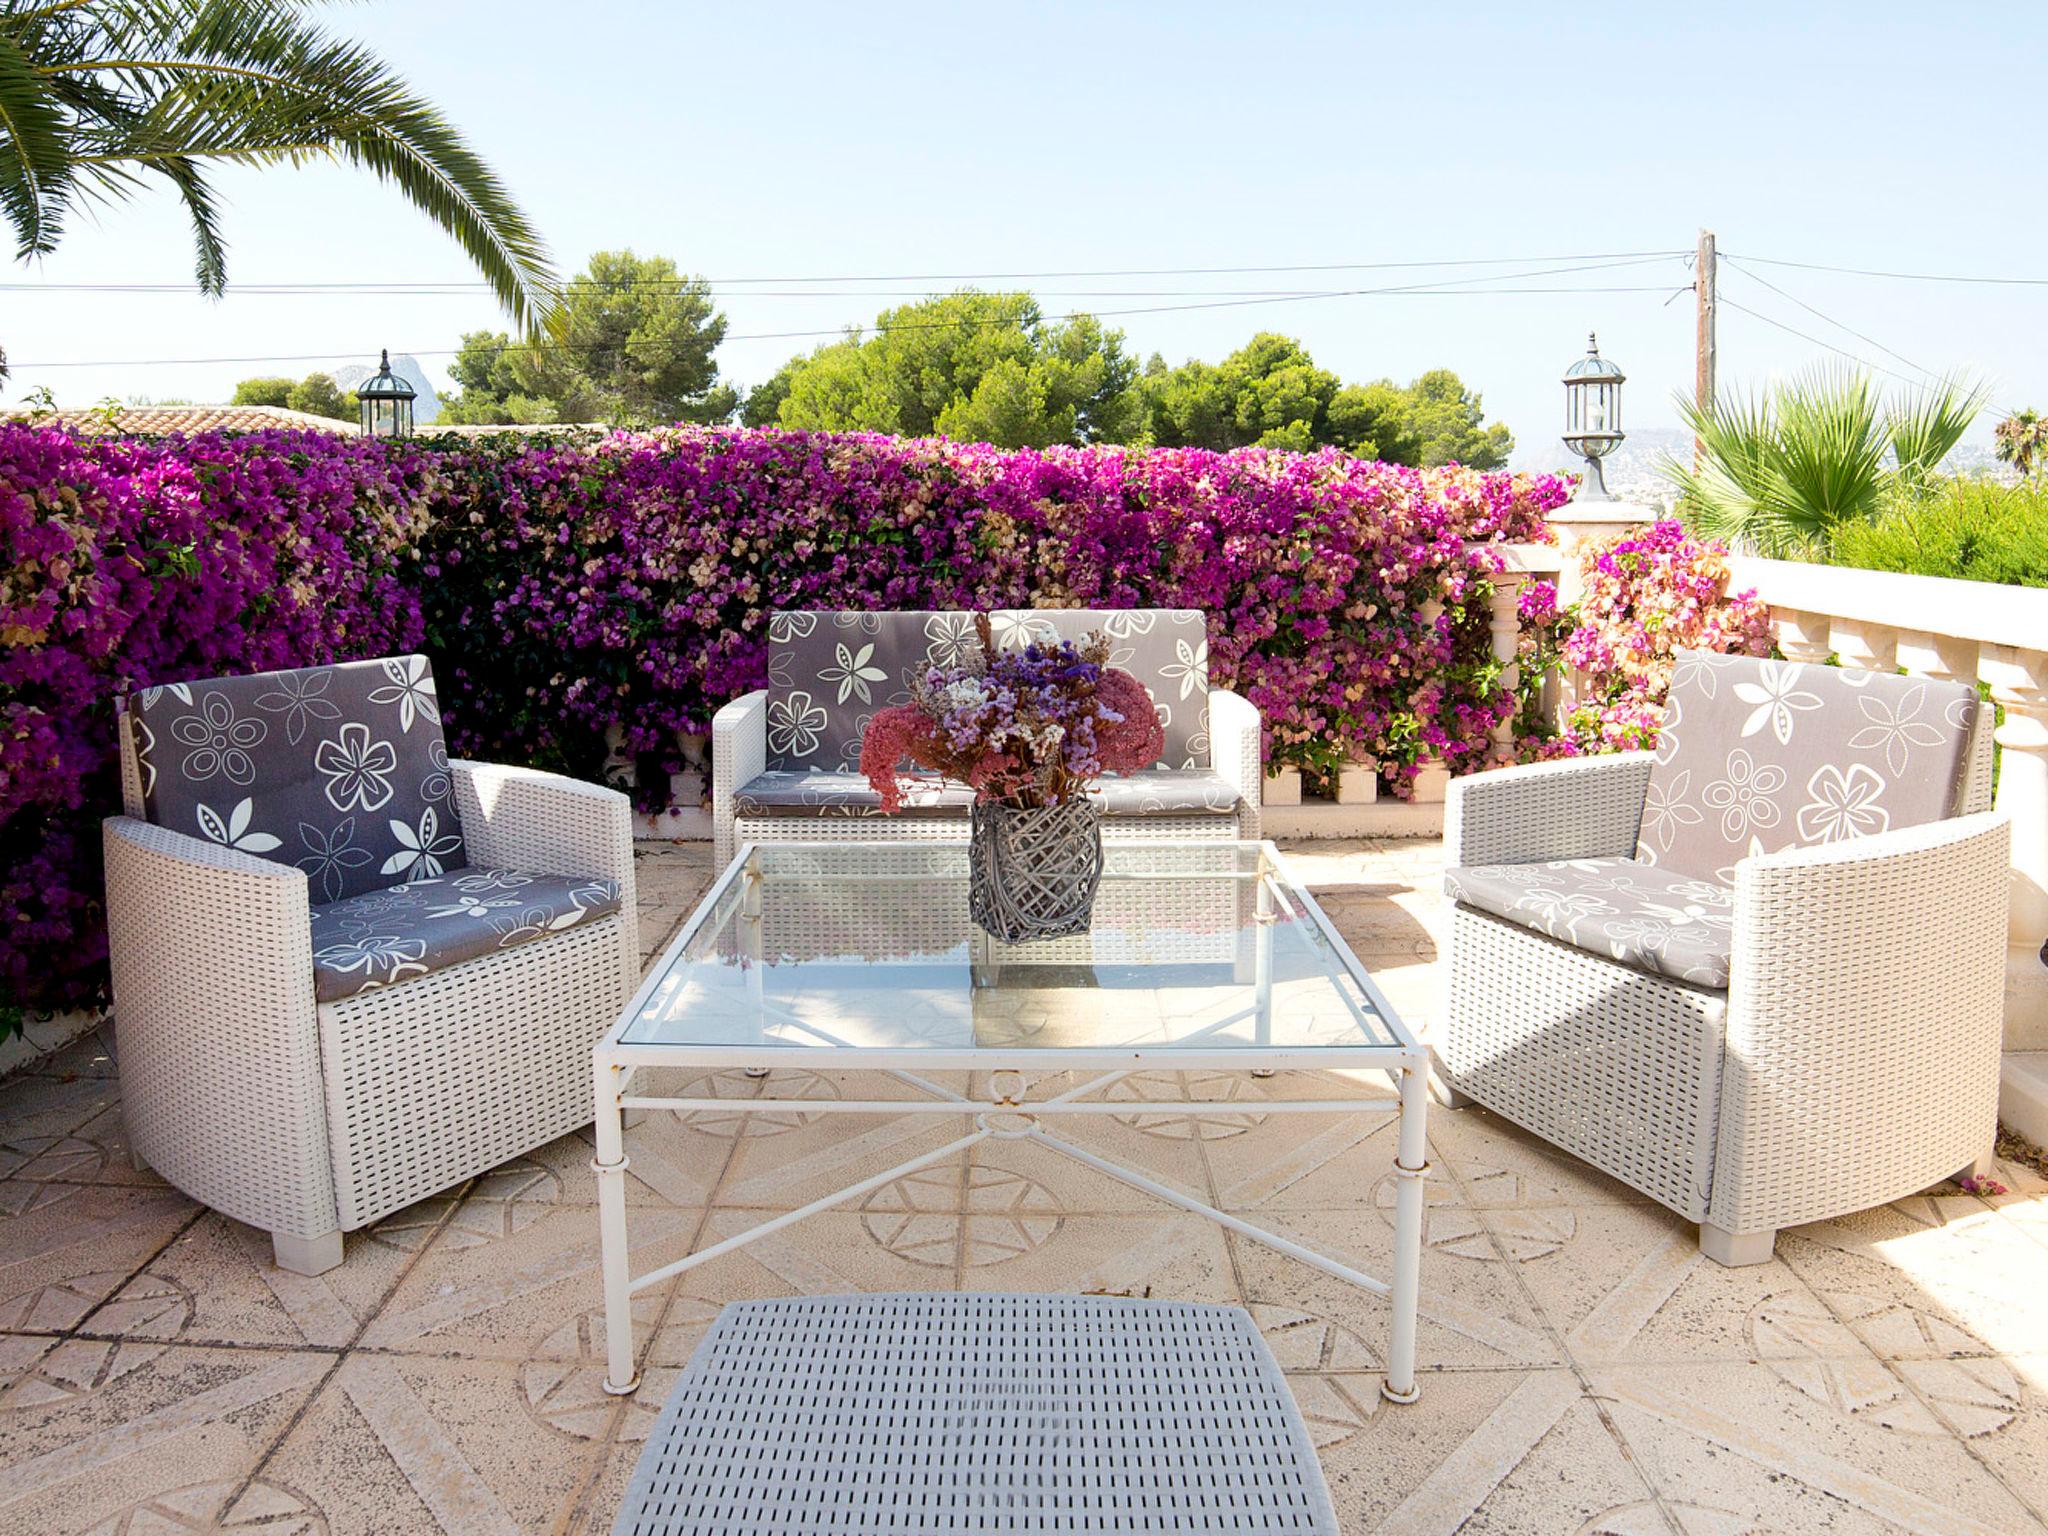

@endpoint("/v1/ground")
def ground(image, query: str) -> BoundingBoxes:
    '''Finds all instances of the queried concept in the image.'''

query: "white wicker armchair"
[1437,652,2008,1265]
[104,658,636,1275]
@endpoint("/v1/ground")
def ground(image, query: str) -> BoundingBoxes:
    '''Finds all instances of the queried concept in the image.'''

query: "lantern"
[1562,333,1625,500]
[356,349,416,440]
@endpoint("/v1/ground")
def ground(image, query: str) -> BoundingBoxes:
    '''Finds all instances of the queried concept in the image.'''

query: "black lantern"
[1562,334,1625,500]
[356,349,416,440]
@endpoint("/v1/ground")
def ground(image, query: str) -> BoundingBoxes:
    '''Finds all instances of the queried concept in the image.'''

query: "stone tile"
[73,1211,411,1350]
[1324,1383,1665,1536]
[1779,1206,2048,1359]
[1229,1208,1563,1370]
[1506,1201,1855,1367]
[1596,1358,2046,1535]
[20,1104,170,1190]
[0,1186,197,1335]
[712,1093,983,1211]
[0,1342,325,1534]
[22,1022,120,1082]
[0,1075,121,1180]
[1427,1103,1656,1207]
[1963,1355,2048,1526]
[258,1353,606,1535]
[360,1199,704,1361]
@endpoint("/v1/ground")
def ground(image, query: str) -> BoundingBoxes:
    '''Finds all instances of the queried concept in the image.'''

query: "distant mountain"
[330,354,442,426]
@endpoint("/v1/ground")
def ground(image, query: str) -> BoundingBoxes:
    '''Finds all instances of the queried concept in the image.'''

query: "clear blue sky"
[7,1,2044,457]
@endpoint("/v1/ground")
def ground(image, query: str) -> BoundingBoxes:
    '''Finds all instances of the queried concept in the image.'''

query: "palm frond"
[1663,386,1777,550]
[0,29,73,257]
[1887,371,1985,484]
[1760,365,1886,554]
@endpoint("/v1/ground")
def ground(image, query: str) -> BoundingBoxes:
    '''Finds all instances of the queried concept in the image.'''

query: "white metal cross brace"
[591,1057,1430,1406]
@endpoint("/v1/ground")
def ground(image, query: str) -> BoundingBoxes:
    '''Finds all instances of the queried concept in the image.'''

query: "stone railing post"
[1486,569,1526,764]
[1773,609,1835,667]
[1981,647,2048,963]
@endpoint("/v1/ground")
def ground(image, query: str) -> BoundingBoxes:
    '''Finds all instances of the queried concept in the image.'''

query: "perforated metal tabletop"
[612,1292,1340,1535]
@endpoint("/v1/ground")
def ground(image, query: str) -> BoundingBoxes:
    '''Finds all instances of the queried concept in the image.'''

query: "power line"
[6,258,1688,370]
[1717,295,1926,387]
[1725,252,2048,287]
[1719,256,1937,380]
[0,249,1692,294]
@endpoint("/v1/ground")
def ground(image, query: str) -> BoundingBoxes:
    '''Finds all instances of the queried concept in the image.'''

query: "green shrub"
[1822,478,2048,587]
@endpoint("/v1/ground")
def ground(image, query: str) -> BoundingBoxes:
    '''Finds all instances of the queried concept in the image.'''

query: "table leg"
[1382,1061,1429,1404]
[594,1055,639,1395]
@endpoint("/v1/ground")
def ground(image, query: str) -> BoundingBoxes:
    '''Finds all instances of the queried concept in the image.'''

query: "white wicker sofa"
[1437,649,2008,1265]
[104,655,636,1275]
[712,608,1261,866]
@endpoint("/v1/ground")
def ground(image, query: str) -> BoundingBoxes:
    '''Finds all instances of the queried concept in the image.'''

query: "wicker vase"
[967,800,1105,942]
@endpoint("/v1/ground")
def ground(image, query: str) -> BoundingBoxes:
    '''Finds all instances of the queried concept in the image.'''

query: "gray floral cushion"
[309,868,622,1002]
[127,655,464,904]
[762,608,1211,773]
[1639,650,1980,883]
[732,770,976,819]
[733,767,1242,819]
[1085,769,1240,814]
[1446,858,1736,989]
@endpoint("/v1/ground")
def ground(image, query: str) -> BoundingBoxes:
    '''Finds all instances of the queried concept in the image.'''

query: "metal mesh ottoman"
[612,1293,1339,1535]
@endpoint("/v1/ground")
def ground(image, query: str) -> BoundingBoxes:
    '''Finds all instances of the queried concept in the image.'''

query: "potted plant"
[859,614,1164,941]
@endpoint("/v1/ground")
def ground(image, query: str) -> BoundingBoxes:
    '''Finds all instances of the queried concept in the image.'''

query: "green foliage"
[442,250,736,427]
[1139,336,1509,467]
[1667,367,1984,558]
[0,0,555,331]
[231,371,349,419]
[767,291,1142,448]
[1824,477,2048,588]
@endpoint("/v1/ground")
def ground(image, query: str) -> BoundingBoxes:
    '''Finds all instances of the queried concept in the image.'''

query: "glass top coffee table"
[592,839,1430,1404]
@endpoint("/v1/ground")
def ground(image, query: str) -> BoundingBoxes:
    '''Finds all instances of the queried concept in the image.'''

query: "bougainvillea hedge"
[1,421,1570,1019]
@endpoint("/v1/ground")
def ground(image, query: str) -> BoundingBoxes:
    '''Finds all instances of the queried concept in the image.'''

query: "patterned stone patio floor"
[3,838,2045,1535]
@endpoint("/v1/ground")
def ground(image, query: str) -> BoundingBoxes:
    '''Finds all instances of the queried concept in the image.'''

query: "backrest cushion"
[989,609,1210,771]
[764,609,1211,773]
[1638,649,1980,882]
[126,655,465,902]
[764,611,935,770]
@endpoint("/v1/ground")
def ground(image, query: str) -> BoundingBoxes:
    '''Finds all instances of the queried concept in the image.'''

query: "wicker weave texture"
[103,817,339,1239]
[1712,812,2009,1234]
[613,1293,1337,1536]
[1444,752,1653,869]
[1440,906,1726,1218]
[321,913,631,1229]
[968,801,1105,942]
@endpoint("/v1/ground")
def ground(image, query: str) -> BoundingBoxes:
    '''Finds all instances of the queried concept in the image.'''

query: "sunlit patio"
[4,836,2044,1535]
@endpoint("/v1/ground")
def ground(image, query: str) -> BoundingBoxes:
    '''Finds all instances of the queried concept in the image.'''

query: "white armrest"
[450,760,634,893]
[101,815,338,1238]
[1207,687,1262,836]
[1444,752,1654,872]
[712,689,769,865]
[1713,811,2010,1234]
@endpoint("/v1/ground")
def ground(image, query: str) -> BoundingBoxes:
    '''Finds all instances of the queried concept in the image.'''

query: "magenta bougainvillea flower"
[1,421,1609,1019]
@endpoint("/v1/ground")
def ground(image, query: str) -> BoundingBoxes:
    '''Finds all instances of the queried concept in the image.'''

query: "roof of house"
[12,403,358,435]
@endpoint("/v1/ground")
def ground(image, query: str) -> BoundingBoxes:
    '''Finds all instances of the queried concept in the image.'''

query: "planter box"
[1411,762,1451,804]
[1335,760,1379,805]
[1262,766,1302,808]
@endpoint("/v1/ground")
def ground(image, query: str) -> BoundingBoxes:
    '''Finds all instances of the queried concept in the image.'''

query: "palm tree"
[1664,368,1983,557]
[0,0,557,374]
[1995,409,2048,478]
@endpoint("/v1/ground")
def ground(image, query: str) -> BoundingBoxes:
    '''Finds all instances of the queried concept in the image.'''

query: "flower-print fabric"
[308,867,621,1002]
[1636,650,1978,883]
[762,608,1211,774]
[1446,857,1738,989]
[128,655,467,903]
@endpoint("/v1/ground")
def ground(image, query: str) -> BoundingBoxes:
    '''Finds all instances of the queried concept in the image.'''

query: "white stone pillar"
[1982,646,2048,1049]
[1773,609,1835,668]
[1487,570,1527,765]
[1830,619,1897,675]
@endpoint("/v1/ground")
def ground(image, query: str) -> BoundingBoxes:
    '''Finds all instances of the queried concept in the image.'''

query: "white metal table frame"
[592,839,1431,1405]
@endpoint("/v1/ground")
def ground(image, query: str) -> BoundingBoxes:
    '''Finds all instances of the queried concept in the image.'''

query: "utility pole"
[1694,228,1717,465]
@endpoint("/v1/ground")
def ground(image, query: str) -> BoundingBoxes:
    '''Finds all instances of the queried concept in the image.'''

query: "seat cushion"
[126,654,466,904]
[1639,649,1980,883]
[732,769,975,819]
[734,768,1241,820]
[309,867,622,1002]
[1085,768,1240,814]
[1446,857,1736,989]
